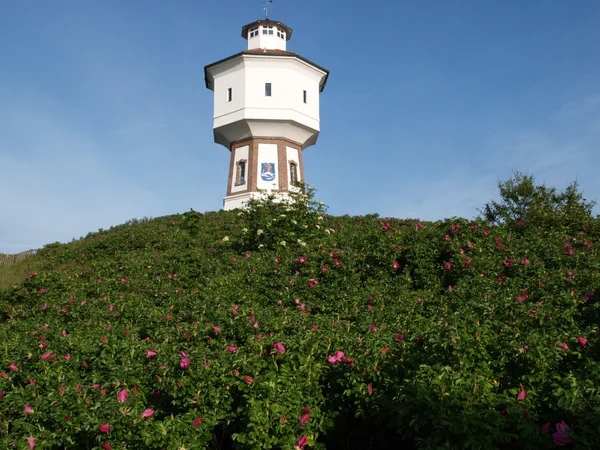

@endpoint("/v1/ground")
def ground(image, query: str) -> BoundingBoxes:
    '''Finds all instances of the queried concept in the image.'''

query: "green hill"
[1,183,599,449]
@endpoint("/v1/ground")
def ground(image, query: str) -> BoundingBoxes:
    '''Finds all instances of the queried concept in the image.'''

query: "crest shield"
[261,162,276,182]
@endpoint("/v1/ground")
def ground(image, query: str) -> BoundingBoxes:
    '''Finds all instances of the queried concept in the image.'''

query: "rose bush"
[0,184,599,449]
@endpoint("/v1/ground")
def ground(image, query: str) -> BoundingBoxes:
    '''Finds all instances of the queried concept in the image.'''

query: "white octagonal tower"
[205,19,329,210]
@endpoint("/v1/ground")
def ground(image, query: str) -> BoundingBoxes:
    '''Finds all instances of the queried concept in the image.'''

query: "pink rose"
[117,389,128,403]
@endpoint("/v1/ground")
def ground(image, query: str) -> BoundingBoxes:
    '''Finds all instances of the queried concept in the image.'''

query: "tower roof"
[241,19,293,41]
[204,51,330,92]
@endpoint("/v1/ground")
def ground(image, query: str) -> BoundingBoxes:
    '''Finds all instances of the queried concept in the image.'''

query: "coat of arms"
[261,162,276,182]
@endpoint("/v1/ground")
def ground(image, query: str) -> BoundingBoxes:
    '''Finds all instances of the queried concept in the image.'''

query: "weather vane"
[262,0,274,19]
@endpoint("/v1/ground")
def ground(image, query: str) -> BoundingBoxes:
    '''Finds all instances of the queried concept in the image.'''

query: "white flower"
[280,214,286,217]
[258,244,264,248]
[291,220,297,225]
[325,229,330,234]
[237,212,244,216]
[280,241,286,246]
[242,228,248,233]
[222,236,229,242]
[318,216,323,221]
[316,225,321,229]
[257,229,263,236]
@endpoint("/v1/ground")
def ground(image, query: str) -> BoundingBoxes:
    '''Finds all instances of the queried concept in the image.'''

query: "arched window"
[236,160,247,186]
[289,162,298,185]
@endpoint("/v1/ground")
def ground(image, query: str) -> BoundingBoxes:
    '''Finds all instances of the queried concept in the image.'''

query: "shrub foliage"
[1,181,599,449]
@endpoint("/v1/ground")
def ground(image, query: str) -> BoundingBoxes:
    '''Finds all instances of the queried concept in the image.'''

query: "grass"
[0,253,42,289]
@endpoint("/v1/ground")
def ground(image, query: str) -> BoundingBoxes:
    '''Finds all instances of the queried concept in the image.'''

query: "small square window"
[227,88,232,102]
[262,29,267,35]
[303,90,307,104]
[265,83,272,97]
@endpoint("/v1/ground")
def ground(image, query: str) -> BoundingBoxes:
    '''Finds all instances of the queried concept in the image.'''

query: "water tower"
[204,15,329,209]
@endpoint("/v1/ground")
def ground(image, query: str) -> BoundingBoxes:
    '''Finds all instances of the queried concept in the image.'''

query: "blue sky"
[1,1,599,253]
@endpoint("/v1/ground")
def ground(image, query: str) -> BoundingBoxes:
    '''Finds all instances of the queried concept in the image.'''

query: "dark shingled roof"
[205,51,330,92]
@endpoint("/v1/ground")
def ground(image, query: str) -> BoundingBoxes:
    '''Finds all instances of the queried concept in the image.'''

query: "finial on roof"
[263,0,274,19]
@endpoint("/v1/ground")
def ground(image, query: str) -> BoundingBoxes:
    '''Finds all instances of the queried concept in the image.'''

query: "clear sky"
[1,1,599,253]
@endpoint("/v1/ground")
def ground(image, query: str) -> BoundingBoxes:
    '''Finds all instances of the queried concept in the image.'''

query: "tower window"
[277,30,285,39]
[249,28,258,38]
[289,162,298,184]
[227,88,232,102]
[265,83,272,97]
[303,90,307,104]
[263,26,274,35]
[236,160,247,186]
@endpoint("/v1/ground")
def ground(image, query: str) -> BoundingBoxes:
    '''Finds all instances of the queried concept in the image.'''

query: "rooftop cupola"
[241,20,292,52]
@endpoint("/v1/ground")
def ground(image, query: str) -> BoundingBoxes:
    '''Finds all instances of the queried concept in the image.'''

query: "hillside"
[1,187,599,449]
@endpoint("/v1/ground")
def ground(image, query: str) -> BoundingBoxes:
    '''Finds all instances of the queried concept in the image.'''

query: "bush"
[1,183,599,449]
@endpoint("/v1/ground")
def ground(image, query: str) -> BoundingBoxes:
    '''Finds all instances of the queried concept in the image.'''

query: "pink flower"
[41,353,53,360]
[62,330,67,337]
[244,376,253,384]
[180,351,190,369]
[117,389,128,403]
[146,349,157,358]
[24,405,34,414]
[0,392,4,398]
[296,436,308,448]
[517,389,526,401]
[367,384,373,395]
[273,342,285,354]
[552,421,572,446]
[578,336,588,346]
[393,261,400,271]
[64,354,71,360]
[395,334,404,341]
[308,278,318,288]
[28,437,35,449]
[226,346,237,352]
[444,262,452,270]
[213,326,221,333]
[299,414,309,425]
[231,305,239,313]
[334,350,345,362]
[9,364,18,372]
[327,356,337,364]
[311,325,318,333]
[370,324,378,332]
[99,423,110,433]
[102,444,112,450]
[141,408,154,419]
[381,347,389,355]
[193,417,203,427]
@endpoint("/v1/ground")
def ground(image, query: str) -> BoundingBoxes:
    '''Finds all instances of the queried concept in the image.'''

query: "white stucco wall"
[243,57,321,122]
[212,58,246,122]
[209,54,326,148]
[230,145,249,194]
[256,143,279,191]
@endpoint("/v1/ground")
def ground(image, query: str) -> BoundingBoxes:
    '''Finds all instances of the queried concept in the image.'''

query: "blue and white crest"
[261,162,276,182]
